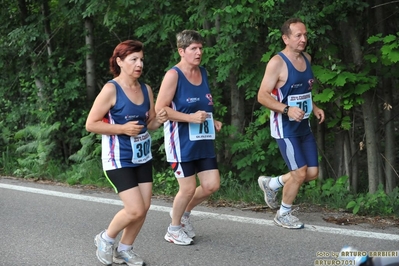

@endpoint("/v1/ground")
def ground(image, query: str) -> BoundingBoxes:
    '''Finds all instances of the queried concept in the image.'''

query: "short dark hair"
[176,30,204,50]
[109,40,143,77]
[281,18,304,36]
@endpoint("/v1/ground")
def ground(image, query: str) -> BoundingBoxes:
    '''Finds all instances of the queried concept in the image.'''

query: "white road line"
[1,183,398,242]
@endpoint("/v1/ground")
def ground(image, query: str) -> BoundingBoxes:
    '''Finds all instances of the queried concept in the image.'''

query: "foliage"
[0,147,17,175]
[0,0,398,218]
[297,176,354,209]
[14,122,64,179]
[346,185,399,216]
[228,118,286,182]
[152,169,179,196]
[295,176,399,217]
[66,133,106,185]
[210,170,266,203]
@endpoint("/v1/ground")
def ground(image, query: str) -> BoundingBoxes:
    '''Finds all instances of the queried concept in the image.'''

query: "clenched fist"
[122,121,144,136]
[191,110,207,124]
[156,108,168,124]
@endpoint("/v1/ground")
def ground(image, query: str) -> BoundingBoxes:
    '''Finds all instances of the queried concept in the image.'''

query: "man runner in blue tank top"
[257,18,325,229]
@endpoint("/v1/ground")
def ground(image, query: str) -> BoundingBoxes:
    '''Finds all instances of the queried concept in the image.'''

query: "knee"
[306,167,319,181]
[291,168,307,184]
[293,175,307,184]
[124,207,147,222]
[202,180,220,195]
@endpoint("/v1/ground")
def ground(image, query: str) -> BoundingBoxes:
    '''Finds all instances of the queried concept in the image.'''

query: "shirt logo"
[186,97,200,103]
[290,83,303,89]
[308,79,314,90]
[206,94,213,105]
[125,115,139,120]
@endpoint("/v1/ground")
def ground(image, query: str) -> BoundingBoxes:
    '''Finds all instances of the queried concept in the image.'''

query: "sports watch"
[283,105,290,116]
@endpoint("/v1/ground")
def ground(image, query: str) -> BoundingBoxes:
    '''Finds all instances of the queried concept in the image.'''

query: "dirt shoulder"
[206,199,399,230]
[154,194,399,230]
[3,176,399,230]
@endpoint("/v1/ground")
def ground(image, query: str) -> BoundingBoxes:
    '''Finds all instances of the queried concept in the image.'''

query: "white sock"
[278,175,285,186]
[279,201,292,215]
[183,211,191,218]
[169,224,182,231]
[118,242,133,252]
[101,230,115,244]
[268,176,284,191]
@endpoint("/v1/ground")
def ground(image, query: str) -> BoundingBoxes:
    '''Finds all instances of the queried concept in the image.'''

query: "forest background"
[1,0,398,218]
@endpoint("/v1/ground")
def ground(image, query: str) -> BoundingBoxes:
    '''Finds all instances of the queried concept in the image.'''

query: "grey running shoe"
[274,209,304,229]
[164,227,194,246]
[94,231,113,265]
[169,209,196,238]
[113,247,145,266]
[258,176,279,209]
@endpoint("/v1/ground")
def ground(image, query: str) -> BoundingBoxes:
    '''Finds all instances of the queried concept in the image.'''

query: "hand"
[191,110,207,124]
[313,107,325,124]
[214,120,222,132]
[122,121,144,136]
[156,108,168,124]
[288,106,305,122]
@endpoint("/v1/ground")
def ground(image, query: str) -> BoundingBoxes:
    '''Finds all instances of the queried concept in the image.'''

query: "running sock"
[183,211,191,218]
[117,242,133,252]
[268,175,284,191]
[102,230,115,244]
[279,201,292,215]
[277,175,285,186]
[169,224,182,231]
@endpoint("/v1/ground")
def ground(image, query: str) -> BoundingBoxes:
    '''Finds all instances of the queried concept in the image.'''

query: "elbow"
[85,121,93,133]
[155,102,170,114]
[147,122,161,131]
[85,125,91,133]
[257,93,263,105]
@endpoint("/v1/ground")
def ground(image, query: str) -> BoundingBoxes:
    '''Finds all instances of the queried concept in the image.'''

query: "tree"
[0,0,397,197]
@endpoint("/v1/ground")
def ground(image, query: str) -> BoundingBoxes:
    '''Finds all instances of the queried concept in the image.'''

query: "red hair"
[109,40,143,77]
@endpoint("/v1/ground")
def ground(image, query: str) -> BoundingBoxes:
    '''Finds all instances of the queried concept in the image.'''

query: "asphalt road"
[0,177,398,266]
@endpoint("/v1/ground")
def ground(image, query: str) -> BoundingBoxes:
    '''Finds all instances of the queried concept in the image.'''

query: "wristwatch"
[283,106,290,116]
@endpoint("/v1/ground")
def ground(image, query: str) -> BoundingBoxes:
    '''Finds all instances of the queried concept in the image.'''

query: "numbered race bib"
[287,92,313,121]
[188,112,216,141]
[131,131,152,164]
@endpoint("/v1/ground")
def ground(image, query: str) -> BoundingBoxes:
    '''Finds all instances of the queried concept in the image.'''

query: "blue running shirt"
[102,80,152,170]
[270,52,315,139]
[163,66,216,162]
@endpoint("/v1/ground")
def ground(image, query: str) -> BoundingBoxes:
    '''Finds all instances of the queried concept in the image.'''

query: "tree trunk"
[85,17,96,102]
[383,78,396,193]
[362,90,380,193]
[17,0,28,25]
[343,131,351,179]
[349,114,359,193]
[315,119,326,181]
[375,0,397,193]
[340,17,383,193]
[230,74,245,135]
[334,130,345,178]
[41,0,52,55]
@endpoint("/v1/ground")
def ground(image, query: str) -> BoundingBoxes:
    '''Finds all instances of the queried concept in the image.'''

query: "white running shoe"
[113,247,144,265]
[169,209,196,238]
[94,230,113,265]
[164,227,194,246]
[258,176,279,209]
[274,209,304,229]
